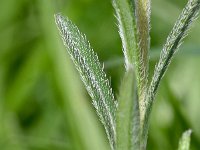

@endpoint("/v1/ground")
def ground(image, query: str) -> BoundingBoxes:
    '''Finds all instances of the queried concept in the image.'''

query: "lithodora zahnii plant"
[55,0,200,150]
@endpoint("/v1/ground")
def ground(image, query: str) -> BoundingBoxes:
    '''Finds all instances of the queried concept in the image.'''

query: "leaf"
[112,0,138,70]
[55,14,116,150]
[146,0,200,121]
[112,0,151,127]
[178,130,192,150]
[143,0,200,148]
[148,0,200,106]
[116,69,140,150]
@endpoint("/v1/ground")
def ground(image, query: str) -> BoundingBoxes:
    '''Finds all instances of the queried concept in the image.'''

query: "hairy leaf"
[55,14,117,149]
[116,69,140,150]
[112,0,138,70]
[113,0,151,127]
[144,0,200,149]
[148,0,200,107]
[178,130,192,150]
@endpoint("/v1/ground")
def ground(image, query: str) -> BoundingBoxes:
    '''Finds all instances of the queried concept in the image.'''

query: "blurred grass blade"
[55,14,116,149]
[178,130,192,150]
[144,0,200,148]
[5,45,44,112]
[116,69,140,150]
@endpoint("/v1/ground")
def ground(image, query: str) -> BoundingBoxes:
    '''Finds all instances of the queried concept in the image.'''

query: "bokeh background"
[0,0,200,149]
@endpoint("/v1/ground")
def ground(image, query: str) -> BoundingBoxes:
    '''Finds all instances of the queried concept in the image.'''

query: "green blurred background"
[0,0,200,149]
